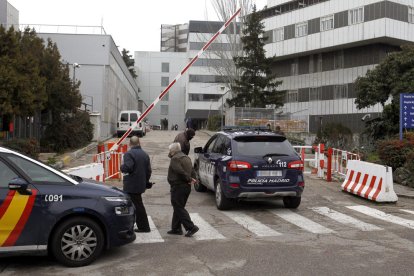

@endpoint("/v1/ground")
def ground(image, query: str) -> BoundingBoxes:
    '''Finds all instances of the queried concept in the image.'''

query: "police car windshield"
[232,136,296,157]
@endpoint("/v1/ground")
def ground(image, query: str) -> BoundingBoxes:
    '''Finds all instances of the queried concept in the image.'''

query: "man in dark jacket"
[173,128,195,155]
[167,142,199,237]
[120,136,152,233]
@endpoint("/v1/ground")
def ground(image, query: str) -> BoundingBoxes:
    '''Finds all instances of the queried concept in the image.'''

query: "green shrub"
[41,110,93,153]
[207,115,222,131]
[314,122,353,150]
[377,138,414,170]
[404,150,414,182]
[2,138,40,159]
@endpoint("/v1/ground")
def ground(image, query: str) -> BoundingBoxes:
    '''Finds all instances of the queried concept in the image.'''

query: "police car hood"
[77,178,126,197]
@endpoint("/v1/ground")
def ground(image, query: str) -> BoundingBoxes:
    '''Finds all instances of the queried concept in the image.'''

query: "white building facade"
[134,51,187,130]
[0,0,19,29]
[37,31,140,139]
[262,0,414,133]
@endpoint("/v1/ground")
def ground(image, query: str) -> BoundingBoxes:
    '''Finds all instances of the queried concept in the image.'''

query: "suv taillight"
[288,160,304,171]
[227,161,252,172]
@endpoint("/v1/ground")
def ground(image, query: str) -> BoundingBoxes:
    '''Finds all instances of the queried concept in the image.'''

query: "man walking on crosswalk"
[167,142,199,237]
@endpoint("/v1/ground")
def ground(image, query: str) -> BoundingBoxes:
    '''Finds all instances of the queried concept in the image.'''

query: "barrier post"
[318,144,325,178]
[327,148,332,182]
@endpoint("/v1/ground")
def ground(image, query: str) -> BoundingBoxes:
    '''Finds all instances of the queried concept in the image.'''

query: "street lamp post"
[72,63,81,82]
[220,88,231,130]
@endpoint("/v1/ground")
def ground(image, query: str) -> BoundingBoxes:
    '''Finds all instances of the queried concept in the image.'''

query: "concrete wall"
[37,33,139,139]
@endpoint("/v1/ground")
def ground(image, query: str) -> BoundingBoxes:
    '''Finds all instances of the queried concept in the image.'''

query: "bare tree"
[197,0,253,93]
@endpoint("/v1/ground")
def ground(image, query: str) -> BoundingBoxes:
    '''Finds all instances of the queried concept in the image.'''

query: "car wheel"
[194,167,207,192]
[215,179,232,210]
[283,196,301,209]
[50,217,105,267]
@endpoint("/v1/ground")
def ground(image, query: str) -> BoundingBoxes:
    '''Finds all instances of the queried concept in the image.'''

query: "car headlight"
[114,206,130,215]
[103,196,128,204]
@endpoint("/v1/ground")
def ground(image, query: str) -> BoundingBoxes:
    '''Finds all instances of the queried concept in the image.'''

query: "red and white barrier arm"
[110,8,242,152]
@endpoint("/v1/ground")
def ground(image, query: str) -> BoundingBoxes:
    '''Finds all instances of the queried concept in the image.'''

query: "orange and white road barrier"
[109,8,242,152]
[341,160,398,202]
[63,163,105,182]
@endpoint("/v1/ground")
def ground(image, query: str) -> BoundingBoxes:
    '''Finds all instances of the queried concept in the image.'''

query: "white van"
[117,110,146,137]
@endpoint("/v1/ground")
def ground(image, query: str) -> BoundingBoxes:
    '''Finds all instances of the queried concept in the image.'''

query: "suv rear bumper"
[238,191,297,199]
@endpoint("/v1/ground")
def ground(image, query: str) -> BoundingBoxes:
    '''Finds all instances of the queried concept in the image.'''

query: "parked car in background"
[193,127,305,210]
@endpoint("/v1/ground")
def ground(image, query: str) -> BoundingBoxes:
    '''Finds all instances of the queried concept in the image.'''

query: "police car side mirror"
[9,178,31,194]
[194,147,203,154]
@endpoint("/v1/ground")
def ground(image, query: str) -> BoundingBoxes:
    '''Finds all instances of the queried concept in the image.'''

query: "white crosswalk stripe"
[224,211,282,237]
[347,206,414,229]
[133,216,164,244]
[271,209,334,234]
[401,209,414,215]
[310,207,382,231]
[190,213,226,241]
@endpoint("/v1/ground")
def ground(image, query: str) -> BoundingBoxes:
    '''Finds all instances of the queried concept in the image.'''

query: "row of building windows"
[269,2,412,43]
[193,58,231,67]
[285,83,356,103]
[189,74,226,83]
[272,44,397,77]
[188,93,222,102]
[189,42,240,51]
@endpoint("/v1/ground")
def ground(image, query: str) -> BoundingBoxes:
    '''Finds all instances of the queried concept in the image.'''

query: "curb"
[52,142,98,170]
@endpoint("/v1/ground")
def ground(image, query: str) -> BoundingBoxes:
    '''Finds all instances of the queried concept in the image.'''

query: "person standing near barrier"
[167,142,199,237]
[120,136,152,233]
[274,125,285,136]
[174,128,195,155]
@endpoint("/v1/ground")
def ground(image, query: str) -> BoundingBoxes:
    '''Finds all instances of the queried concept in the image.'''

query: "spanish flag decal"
[0,189,37,247]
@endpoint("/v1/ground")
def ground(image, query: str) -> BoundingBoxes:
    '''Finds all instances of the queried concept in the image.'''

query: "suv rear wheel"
[283,196,301,209]
[215,179,232,210]
[194,168,207,192]
[50,217,105,267]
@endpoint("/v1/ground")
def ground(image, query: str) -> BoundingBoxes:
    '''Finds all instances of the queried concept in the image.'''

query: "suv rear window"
[232,136,296,157]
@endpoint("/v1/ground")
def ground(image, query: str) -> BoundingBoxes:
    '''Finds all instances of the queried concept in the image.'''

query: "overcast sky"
[8,0,267,53]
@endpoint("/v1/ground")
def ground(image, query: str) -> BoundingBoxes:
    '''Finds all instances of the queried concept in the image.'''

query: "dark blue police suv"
[0,146,135,267]
[193,127,304,210]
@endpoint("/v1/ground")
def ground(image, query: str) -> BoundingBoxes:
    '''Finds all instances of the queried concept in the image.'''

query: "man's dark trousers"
[171,185,195,231]
[128,193,150,231]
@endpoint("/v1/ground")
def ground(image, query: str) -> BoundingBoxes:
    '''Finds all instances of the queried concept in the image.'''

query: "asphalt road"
[2,130,414,275]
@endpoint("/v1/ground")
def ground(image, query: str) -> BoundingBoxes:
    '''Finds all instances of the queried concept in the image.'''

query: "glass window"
[161,77,169,86]
[204,136,217,153]
[160,105,168,115]
[291,60,298,76]
[334,85,348,99]
[321,15,334,31]
[6,155,67,183]
[0,159,18,188]
[334,51,344,69]
[212,136,225,154]
[287,90,298,103]
[273,27,284,42]
[161,92,169,101]
[232,136,296,157]
[161,62,170,73]
[409,6,414,23]
[310,87,322,101]
[130,113,138,121]
[120,113,129,122]
[349,7,364,25]
[317,54,323,72]
[295,22,308,37]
